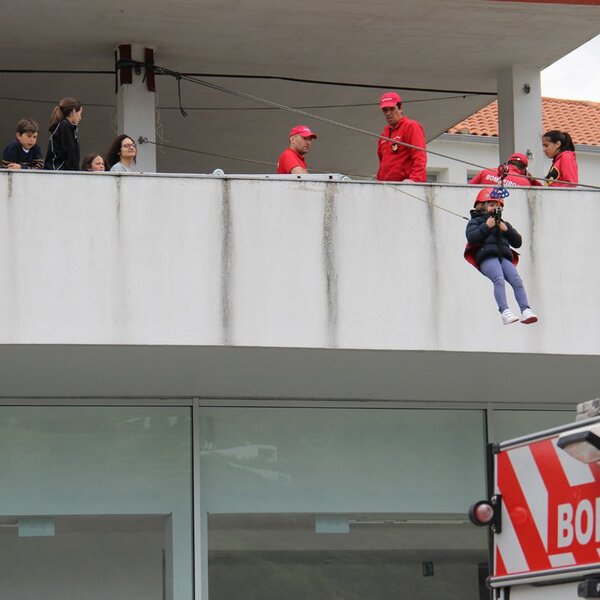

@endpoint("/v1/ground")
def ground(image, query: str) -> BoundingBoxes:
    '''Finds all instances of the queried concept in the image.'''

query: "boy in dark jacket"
[2,119,44,170]
[465,188,538,325]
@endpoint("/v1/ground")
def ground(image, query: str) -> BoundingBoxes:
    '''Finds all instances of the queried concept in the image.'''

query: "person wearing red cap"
[469,153,541,187]
[376,91,427,182]
[464,188,538,325]
[277,125,317,174]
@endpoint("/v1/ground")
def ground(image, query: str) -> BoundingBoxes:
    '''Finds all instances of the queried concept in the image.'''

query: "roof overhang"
[1,0,598,173]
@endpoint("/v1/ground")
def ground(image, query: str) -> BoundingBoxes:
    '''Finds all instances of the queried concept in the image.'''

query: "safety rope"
[140,138,278,168]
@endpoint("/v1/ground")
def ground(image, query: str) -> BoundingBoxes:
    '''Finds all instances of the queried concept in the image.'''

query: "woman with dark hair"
[542,130,578,187]
[44,97,83,170]
[81,153,106,172]
[106,134,137,173]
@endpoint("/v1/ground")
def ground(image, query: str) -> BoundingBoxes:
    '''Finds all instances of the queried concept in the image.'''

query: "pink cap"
[379,92,402,109]
[507,152,528,167]
[289,125,317,139]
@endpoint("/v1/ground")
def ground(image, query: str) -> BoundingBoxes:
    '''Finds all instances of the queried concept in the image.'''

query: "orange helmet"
[473,187,504,207]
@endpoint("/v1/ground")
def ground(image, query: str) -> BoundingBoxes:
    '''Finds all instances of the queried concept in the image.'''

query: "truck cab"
[471,416,600,600]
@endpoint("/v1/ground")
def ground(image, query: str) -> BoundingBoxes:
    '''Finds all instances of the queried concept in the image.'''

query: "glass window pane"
[208,513,488,600]
[0,406,193,600]
[200,407,488,600]
[492,410,574,442]
[200,407,486,514]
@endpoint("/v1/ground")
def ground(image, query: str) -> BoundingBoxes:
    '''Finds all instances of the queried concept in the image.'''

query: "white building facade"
[2,1,600,599]
[1,170,598,600]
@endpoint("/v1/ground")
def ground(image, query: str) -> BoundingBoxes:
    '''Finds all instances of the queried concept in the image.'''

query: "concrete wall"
[0,170,598,355]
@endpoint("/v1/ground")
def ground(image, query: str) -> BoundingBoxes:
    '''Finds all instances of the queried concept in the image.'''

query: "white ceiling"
[1,1,598,173]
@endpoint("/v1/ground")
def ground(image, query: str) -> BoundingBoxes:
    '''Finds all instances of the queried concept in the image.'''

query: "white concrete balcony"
[0,170,598,402]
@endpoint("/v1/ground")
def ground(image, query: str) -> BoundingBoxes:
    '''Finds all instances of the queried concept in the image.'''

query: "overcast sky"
[541,34,600,102]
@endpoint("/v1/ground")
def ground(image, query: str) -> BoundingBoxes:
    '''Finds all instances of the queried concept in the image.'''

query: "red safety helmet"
[507,152,528,167]
[473,187,504,207]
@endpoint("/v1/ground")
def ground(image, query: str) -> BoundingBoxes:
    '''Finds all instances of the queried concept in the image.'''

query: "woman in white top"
[107,134,137,172]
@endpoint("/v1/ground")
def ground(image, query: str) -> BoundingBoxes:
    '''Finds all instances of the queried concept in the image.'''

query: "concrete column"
[116,43,157,172]
[497,65,542,169]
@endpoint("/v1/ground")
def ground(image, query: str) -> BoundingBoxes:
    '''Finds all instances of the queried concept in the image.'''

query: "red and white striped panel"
[495,436,600,577]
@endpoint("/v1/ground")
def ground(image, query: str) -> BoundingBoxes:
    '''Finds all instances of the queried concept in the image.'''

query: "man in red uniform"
[277,125,318,174]
[469,153,540,187]
[376,91,427,182]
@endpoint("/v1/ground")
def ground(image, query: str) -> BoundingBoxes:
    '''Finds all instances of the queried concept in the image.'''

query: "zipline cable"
[143,138,471,221]
[385,184,469,221]
[142,133,600,198]
[3,63,594,190]
[0,94,481,110]
[153,68,599,190]
[0,68,495,96]
[174,70,493,172]
[141,139,278,168]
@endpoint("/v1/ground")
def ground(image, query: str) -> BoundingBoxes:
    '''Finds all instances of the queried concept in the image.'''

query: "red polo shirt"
[277,148,307,174]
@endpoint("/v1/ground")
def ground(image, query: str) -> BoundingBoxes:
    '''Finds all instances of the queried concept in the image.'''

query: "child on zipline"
[464,188,538,325]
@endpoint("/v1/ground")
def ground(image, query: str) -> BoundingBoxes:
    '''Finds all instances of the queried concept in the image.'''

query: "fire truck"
[470,406,600,599]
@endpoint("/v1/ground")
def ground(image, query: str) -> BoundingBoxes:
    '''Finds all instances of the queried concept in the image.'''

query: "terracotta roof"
[448,98,600,146]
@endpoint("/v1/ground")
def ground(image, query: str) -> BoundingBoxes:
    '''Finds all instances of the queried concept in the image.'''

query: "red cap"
[507,152,528,167]
[474,187,504,207]
[289,125,317,139]
[379,92,402,109]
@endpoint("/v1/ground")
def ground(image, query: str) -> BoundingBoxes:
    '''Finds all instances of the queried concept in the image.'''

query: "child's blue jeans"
[479,257,530,313]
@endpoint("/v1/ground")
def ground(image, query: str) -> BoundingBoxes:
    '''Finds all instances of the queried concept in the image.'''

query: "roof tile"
[448,98,600,146]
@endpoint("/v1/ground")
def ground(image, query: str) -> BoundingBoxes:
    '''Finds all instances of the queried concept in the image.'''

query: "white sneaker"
[520,308,538,324]
[501,309,519,325]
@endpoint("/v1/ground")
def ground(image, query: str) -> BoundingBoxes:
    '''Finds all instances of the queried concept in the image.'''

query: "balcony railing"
[0,170,596,356]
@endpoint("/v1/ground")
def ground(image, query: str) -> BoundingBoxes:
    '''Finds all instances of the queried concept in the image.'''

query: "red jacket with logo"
[376,117,427,182]
[469,164,537,187]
